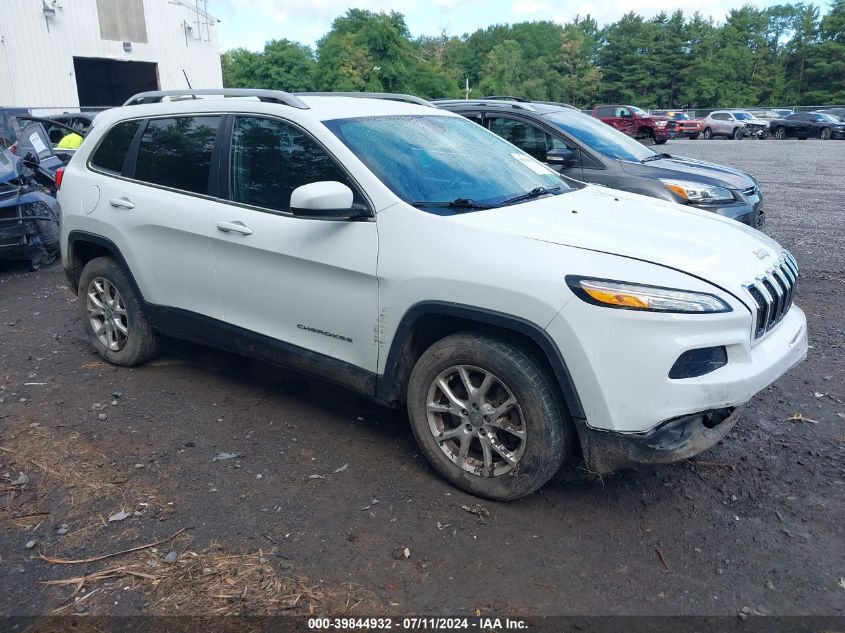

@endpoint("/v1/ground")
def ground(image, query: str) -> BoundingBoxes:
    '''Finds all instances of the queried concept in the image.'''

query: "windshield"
[323,115,567,211]
[669,112,689,120]
[733,112,753,120]
[544,110,655,162]
[816,113,839,122]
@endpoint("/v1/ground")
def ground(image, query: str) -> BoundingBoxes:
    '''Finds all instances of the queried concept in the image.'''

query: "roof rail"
[295,92,433,107]
[122,89,309,109]
[431,98,537,112]
[479,95,528,102]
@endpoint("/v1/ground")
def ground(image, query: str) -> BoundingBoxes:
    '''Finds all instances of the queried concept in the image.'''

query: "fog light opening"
[669,346,728,379]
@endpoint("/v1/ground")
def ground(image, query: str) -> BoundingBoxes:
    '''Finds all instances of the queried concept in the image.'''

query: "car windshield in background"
[671,113,690,120]
[544,110,656,163]
[816,113,839,122]
[733,112,753,120]
[324,115,567,212]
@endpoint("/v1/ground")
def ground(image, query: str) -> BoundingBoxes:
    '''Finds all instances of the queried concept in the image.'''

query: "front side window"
[324,115,567,212]
[488,117,565,162]
[733,112,752,120]
[134,116,220,194]
[229,116,360,213]
[90,120,141,174]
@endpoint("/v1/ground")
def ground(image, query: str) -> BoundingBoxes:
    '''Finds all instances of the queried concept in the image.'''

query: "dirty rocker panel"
[146,305,376,396]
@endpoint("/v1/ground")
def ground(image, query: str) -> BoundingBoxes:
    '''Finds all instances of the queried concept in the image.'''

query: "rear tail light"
[55,166,65,190]
[10,142,17,154]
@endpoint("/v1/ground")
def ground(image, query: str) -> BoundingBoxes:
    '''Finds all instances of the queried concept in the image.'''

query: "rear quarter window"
[90,120,141,174]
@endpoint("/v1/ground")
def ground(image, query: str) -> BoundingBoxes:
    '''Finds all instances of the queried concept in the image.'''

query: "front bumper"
[578,406,741,473]
[691,199,763,228]
[547,296,808,436]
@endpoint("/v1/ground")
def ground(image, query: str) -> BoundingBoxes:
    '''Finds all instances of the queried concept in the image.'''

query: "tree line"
[221,1,845,109]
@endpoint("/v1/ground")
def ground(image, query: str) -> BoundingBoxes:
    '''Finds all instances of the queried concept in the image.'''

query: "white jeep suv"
[58,89,807,500]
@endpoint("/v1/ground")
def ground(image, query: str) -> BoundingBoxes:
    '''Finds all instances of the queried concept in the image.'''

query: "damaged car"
[0,113,62,270]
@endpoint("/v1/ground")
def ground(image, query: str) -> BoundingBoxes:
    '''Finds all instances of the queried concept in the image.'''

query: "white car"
[58,89,807,500]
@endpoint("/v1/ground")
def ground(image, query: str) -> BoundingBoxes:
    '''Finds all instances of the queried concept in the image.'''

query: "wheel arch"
[66,231,145,302]
[376,302,586,421]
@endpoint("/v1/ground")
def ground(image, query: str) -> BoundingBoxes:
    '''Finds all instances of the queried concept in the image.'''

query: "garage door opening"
[74,57,159,107]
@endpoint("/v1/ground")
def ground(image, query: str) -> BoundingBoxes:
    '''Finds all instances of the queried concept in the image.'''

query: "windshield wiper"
[411,198,498,211]
[500,186,562,206]
[641,153,671,163]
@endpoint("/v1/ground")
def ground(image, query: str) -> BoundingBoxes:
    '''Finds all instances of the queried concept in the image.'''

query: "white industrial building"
[0,0,223,112]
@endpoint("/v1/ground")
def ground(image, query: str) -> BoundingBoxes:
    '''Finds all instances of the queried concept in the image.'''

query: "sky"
[208,0,829,52]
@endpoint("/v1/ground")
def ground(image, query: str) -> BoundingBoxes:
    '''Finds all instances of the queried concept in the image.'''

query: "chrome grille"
[744,250,798,339]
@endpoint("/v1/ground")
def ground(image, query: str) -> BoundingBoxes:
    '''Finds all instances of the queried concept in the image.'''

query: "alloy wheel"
[86,277,129,351]
[425,365,527,477]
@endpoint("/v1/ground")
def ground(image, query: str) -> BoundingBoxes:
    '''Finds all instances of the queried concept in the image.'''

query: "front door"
[486,115,584,180]
[208,115,379,373]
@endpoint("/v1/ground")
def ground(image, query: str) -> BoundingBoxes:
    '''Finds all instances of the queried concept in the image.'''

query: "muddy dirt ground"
[0,140,843,621]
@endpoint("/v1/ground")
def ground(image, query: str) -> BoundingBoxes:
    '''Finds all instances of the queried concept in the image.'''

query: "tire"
[820,127,831,140]
[690,133,700,140]
[732,127,744,140]
[654,138,668,145]
[703,127,712,140]
[774,127,786,140]
[78,256,159,366]
[406,332,568,500]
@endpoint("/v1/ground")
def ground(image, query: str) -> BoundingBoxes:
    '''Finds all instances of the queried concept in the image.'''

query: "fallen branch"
[40,527,190,565]
[655,545,671,572]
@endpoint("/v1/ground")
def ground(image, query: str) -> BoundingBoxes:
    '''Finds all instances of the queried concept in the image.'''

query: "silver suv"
[703,110,770,140]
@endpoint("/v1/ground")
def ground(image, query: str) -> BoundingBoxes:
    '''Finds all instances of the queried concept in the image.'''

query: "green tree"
[478,40,526,96]
[221,40,315,91]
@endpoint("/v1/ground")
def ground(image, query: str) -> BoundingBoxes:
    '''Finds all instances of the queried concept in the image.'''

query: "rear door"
[208,114,379,372]
[91,115,222,319]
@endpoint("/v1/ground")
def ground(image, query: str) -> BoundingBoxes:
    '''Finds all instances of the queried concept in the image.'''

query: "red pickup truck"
[651,110,704,139]
[592,105,670,144]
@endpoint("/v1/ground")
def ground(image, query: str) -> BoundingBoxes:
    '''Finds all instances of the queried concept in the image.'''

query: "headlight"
[661,179,734,204]
[566,277,731,313]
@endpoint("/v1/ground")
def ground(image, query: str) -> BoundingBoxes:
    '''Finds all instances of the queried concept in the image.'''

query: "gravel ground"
[0,139,843,623]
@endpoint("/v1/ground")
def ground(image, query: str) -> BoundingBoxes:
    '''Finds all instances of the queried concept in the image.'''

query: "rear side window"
[90,120,140,174]
[595,107,614,117]
[229,116,359,213]
[134,116,221,194]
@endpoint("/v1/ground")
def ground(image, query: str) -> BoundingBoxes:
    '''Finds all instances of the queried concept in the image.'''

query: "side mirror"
[546,147,578,168]
[290,181,368,221]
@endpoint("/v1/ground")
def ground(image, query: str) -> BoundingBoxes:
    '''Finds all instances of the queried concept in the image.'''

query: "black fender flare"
[376,301,586,421]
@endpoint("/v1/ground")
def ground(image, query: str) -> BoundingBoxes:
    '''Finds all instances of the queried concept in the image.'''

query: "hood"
[619,154,755,190]
[449,186,783,303]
